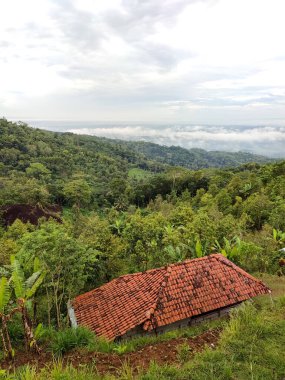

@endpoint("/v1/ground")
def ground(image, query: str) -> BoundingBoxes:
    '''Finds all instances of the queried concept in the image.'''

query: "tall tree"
[18,221,94,327]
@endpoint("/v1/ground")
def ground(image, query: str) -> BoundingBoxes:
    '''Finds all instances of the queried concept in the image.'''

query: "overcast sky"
[1,0,285,124]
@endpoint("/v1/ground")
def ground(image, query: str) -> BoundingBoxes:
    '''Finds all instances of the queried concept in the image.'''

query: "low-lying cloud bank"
[30,121,285,158]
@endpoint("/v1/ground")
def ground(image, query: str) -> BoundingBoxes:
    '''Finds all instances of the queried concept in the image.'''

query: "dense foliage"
[0,118,164,208]
[0,118,276,209]
[121,140,274,170]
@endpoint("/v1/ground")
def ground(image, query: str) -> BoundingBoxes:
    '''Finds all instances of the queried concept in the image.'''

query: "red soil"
[1,328,221,375]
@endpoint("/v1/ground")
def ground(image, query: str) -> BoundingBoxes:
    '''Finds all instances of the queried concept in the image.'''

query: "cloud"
[60,124,285,157]
[104,0,194,38]
[49,0,106,52]
[0,0,285,131]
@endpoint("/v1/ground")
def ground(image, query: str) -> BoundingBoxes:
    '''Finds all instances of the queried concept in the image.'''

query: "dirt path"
[1,328,221,375]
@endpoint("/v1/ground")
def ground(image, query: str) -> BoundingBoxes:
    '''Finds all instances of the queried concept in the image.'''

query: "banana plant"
[195,239,203,258]
[273,228,285,245]
[214,236,241,260]
[164,244,186,263]
[10,256,45,354]
[0,277,14,359]
[110,217,125,235]
[240,182,253,197]
[188,238,208,258]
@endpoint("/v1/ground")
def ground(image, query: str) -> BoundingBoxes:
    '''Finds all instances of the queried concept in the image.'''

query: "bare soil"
[1,328,221,375]
[0,204,62,226]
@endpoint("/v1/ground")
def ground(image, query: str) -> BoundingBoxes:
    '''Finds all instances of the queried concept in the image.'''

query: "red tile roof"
[72,254,270,341]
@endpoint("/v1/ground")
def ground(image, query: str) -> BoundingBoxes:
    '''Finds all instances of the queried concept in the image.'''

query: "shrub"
[112,344,128,355]
[49,327,95,356]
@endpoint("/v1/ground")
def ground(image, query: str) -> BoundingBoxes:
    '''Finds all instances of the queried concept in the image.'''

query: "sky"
[1,0,285,125]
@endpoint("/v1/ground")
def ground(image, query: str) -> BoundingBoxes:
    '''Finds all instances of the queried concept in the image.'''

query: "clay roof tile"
[72,254,270,341]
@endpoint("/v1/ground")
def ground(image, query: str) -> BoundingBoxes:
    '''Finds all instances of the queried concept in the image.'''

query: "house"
[69,254,270,341]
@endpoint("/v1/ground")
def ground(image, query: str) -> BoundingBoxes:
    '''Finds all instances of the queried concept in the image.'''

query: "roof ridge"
[211,254,270,289]
[143,264,172,331]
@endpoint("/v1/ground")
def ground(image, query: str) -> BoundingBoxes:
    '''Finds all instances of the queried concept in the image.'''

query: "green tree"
[122,210,167,270]
[63,175,92,207]
[268,202,285,230]
[18,221,94,327]
[78,213,127,284]
[243,193,272,230]
[26,162,51,182]
[0,220,34,266]
[0,176,50,205]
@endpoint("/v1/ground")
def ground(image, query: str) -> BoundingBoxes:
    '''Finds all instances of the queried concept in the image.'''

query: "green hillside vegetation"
[0,118,167,209]
[0,118,285,378]
[128,168,154,180]
[119,140,274,169]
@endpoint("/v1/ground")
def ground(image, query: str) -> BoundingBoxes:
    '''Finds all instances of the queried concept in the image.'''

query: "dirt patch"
[0,351,52,372]
[0,204,62,226]
[121,328,220,372]
[1,328,221,375]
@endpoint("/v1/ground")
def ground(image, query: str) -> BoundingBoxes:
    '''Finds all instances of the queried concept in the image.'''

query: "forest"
[120,140,273,169]
[1,118,285,379]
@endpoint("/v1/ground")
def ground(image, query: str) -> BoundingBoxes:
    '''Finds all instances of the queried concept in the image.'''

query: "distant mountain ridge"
[0,118,279,209]
[110,140,274,170]
[0,119,274,177]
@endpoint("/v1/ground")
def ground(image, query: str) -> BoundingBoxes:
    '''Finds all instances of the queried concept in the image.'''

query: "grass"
[86,318,223,355]
[140,299,285,380]
[176,342,191,364]
[256,273,285,297]
[2,297,285,379]
[2,362,102,380]
[41,327,96,357]
[37,317,222,358]
[190,301,285,379]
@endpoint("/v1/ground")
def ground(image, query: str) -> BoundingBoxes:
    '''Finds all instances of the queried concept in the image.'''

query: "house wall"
[118,302,241,341]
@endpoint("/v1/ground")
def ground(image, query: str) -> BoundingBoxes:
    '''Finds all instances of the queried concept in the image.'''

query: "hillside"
[1,118,285,378]
[0,118,275,208]
[0,119,273,179]
[0,119,165,177]
[118,140,274,169]
[0,118,165,208]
